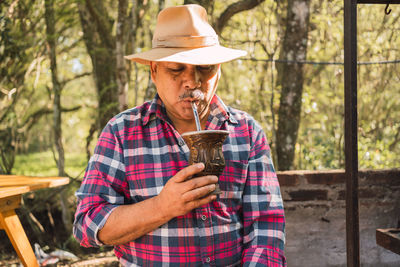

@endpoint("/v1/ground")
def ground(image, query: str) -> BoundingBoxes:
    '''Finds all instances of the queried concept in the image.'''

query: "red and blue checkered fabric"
[73,94,286,266]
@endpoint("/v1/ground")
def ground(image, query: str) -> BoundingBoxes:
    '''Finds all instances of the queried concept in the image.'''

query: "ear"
[215,64,221,79]
[150,62,157,83]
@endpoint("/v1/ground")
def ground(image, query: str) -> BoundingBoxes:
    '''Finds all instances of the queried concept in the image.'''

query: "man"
[73,4,286,266]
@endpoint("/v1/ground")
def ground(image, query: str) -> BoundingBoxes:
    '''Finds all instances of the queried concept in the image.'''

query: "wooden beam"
[0,195,21,213]
[0,210,39,267]
[376,228,400,255]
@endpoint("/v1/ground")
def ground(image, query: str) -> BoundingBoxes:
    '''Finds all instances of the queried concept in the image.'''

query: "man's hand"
[98,163,217,245]
[156,163,218,220]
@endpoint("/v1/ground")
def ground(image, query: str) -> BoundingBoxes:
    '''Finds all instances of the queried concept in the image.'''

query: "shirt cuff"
[92,204,119,246]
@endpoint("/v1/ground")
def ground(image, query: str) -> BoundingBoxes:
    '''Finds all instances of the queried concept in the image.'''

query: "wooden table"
[376,228,400,255]
[0,175,69,267]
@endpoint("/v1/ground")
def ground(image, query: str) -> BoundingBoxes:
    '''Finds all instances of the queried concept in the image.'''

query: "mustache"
[179,89,205,101]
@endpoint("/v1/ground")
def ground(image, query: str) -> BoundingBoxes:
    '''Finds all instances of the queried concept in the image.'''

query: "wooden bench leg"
[0,209,39,267]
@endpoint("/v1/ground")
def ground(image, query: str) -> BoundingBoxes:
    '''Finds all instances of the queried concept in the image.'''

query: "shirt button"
[201,214,207,221]
[178,139,184,146]
[205,257,211,263]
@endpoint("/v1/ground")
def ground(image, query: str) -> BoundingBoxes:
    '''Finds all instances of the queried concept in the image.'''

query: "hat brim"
[124,46,247,65]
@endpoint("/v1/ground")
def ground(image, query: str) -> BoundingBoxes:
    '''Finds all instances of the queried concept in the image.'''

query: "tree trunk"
[144,64,157,101]
[77,0,119,132]
[0,127,15,174]
[130,0,139,106]
[44,0,72,233]
[116,0,129,112]
[158,0,165,11]
[142,0,162,102]
[276,0,310,170]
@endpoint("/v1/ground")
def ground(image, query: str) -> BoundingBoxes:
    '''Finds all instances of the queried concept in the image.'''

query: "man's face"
[150,62,221,123]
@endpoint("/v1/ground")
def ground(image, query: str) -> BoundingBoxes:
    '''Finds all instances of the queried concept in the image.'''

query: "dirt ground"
[0,251,120,267]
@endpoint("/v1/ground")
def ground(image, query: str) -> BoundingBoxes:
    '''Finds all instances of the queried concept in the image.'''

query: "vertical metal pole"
[344,0,360,266]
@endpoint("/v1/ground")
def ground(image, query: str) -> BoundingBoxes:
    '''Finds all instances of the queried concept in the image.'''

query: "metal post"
[344,0,360,266]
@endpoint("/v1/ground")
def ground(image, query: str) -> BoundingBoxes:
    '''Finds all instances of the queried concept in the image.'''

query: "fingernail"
[197,163,205,169]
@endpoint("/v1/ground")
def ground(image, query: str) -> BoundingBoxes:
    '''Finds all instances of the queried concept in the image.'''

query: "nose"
[182,66,201,89]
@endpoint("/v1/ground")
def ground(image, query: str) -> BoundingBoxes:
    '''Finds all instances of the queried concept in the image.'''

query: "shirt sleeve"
[241,124,286,266]
[73,120,127,247]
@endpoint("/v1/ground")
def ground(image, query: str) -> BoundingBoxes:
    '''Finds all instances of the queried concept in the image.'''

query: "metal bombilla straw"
[190,89,204,131]
[191,102,202,131]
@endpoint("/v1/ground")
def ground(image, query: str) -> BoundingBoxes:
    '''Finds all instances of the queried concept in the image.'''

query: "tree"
[116,0,129,112]
[3,0,399,175]
[77,0,154,160]
[44,0,72,234]
[275,0,311,170]
[77,0,120,133]
[1,0,83,249]
[0,0,47,173]
[182,0,311,171]
[184,0,266,34]
[214,0,265,34]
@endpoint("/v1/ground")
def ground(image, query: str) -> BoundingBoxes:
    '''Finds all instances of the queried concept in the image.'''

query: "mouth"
[179,89,205,101]
[181,99,201,108]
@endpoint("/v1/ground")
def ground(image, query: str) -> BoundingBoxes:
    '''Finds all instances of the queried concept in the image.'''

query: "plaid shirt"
[73,94,286,266]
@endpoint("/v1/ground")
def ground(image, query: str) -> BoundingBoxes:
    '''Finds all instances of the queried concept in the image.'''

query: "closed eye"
[197,65,214,72]
[168,68,184,72]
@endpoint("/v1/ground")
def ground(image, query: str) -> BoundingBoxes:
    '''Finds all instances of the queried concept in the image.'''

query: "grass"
[12,151,88,178]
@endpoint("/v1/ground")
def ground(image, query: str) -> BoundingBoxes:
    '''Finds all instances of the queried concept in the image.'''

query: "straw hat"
[125,4,247,65]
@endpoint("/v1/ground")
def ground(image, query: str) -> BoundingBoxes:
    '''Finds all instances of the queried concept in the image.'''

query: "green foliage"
[1,0,399,175]
[1,0,45,173]
[12,151,87,178]
[356,6,400,170]
[0,0,398,259]
[291,2,400,170]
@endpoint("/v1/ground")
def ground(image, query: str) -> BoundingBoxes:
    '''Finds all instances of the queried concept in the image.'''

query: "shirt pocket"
[212,160,248,221]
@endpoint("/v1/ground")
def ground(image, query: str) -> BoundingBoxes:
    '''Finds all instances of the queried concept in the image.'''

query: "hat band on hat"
[153,35,219,48]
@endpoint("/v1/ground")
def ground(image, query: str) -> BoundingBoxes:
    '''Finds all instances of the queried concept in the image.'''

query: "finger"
[182,183,216,202]
[185,175,218,191]
[172,163,205,183]
[187,194,217,210]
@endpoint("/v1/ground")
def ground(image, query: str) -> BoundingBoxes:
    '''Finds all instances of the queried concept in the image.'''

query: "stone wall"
[277,169,400,267]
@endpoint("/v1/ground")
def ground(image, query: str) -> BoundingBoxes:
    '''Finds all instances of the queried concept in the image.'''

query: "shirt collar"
[142,94,167,126]
[209,95,238,125]
[142,94,238,126]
